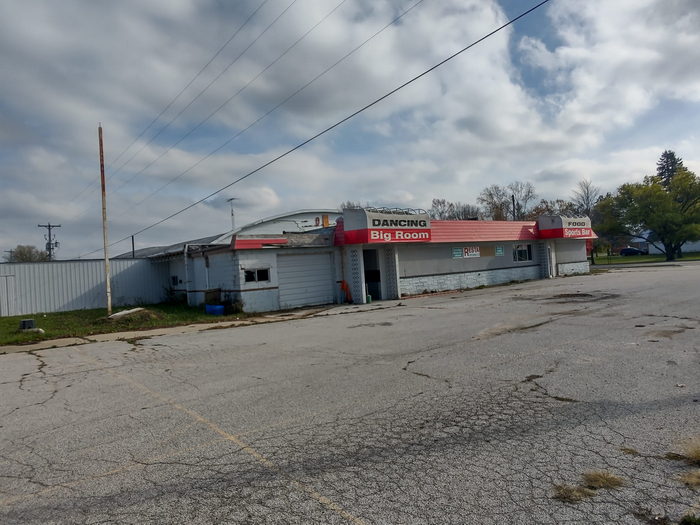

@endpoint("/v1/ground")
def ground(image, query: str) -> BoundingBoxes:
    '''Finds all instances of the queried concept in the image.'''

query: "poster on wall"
[495,245,504,256]
[452,247,463,258]
[464,246,480,258]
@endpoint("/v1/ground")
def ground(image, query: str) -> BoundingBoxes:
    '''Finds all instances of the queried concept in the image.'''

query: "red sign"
[343,228,431,244]
[539,227,593,239]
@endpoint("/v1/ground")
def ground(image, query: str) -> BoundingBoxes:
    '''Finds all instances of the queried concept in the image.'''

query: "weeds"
[552,484,595,503]
[679,470,700,488]
[679,514,700,525]
[582,470,625,489]
[682,437,700,465]
[620,447,640,456]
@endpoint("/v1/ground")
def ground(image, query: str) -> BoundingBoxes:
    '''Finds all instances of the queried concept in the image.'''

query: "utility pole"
[98,124,112,315]
[4,249,14,262]
[227,197,238,231]
[38,223,61,260]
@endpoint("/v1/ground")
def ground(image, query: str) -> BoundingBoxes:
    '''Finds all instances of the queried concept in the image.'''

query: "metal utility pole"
[38,223,61,260]
[98,124,112,315]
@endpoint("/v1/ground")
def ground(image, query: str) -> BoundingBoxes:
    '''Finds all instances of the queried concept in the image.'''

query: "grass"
[553,470,625,504]
[680,515,700,525]
[679,470,700,488]
[682,437,700,465]
[593,251,700,265]
[582,470,625,489]
[552,484,596,503]
[0,304,251,346]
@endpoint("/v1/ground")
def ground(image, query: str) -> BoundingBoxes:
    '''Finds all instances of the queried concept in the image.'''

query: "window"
[513,244,532,262]
[244,269,270,282]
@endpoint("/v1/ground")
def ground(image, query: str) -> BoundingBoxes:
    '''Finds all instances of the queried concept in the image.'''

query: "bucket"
[205,304,225,316]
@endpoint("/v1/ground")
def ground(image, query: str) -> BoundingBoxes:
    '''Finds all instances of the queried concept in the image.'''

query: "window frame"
[512,243,533,262]
[244,268,271,283]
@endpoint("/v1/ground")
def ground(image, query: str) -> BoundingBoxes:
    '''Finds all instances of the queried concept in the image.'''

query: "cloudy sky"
[1,0,699,258]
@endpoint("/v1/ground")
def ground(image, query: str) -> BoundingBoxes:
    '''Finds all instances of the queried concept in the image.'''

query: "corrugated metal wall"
[0,259,169,316]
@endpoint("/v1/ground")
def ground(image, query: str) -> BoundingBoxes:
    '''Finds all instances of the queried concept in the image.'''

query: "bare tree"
[429,199,481,220]
[477,185,511,220]
[451,202,481,220]
[571,179,601,216]
[508,181,537,220]
[428,198,454,219]
[338,200,364,210]
[526,199,578,219]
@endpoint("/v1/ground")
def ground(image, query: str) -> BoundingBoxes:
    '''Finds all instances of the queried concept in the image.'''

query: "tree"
[477,185,511,220]
[571,178,600,216]
[428,198,454,220]
[508,181,537,220]
[428,199,481,220]
[477,182,537,220]
[597,169,700,261]
[656,150,686,188]
[526,199,578,219]
[451,202,481,220]
[2,245,50,263]
[338,200,364,210]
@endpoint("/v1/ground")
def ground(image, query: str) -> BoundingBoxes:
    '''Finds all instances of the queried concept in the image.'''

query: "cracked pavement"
[1,263,699,523]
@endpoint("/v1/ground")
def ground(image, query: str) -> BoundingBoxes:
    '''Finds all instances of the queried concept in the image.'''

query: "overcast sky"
[1,0,699,258]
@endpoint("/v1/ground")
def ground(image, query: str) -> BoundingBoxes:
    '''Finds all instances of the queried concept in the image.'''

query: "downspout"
[183,244,190,306]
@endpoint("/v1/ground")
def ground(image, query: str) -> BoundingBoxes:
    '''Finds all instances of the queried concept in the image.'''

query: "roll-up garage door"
[278,253,334,309]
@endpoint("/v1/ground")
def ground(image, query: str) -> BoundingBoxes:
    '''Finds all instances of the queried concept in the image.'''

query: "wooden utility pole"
[98,124,112,315]
[38,223,61,260]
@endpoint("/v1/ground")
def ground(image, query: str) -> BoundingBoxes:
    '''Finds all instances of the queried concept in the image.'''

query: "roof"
[115,233,226,259]
[430,220,539,243]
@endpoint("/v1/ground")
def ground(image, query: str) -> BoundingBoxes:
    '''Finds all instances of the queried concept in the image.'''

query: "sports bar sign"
[537,216,593,239]
[341,209,431,244]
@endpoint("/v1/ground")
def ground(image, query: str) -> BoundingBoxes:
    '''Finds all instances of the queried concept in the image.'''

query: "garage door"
[278,253,334,309]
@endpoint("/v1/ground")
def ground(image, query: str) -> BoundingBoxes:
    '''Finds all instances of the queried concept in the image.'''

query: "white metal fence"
[0,259,168,316]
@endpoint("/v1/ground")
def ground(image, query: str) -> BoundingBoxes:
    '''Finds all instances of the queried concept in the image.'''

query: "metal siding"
[278,253,334,309]
[0,260,168,316]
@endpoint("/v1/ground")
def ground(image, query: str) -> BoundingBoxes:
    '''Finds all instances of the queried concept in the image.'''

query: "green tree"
[656,150,686,188]
[2,245,50,262]
[598,169,700,261]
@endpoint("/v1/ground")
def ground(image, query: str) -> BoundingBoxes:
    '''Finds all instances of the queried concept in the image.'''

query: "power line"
[123,0,353,210]
[109,0,301,195]
[119,0,424,213]
[67,0,272,205]
[77,0,550,258]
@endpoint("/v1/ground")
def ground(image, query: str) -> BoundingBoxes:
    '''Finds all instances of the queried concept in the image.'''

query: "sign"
[452,247,463,258]
[341,209,432,244]
[464,246,480,258]
[495,245,504,256]
[537,215,594,239]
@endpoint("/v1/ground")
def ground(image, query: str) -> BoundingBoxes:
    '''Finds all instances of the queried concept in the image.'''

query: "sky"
[1,0,699,259]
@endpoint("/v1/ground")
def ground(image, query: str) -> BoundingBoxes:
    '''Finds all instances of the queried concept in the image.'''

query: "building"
[0,208,595,317]
[155,208,595,313]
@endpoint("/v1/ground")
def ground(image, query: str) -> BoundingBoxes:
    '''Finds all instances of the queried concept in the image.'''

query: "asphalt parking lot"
[1,263,699,524]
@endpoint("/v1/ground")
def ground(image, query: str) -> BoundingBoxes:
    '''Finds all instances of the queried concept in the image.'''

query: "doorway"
[363,249,382,300]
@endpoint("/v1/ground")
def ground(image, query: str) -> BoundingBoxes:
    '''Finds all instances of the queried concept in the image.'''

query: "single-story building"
[155,208,596,312]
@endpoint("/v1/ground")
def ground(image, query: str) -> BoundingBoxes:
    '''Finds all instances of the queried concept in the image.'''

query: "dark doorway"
[363,249,382,300]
